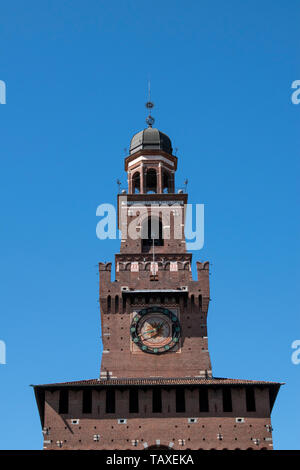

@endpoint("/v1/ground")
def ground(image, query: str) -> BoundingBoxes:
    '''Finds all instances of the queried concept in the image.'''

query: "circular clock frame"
[130,306,181,354]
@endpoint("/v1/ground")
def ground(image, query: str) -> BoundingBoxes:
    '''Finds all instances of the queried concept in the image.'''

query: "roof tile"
[33,376,282,388]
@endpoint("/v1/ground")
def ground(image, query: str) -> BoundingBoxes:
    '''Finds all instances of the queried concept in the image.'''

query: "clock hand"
[140,322,166,339]
[138,327,157,337]
[137,320,168,341]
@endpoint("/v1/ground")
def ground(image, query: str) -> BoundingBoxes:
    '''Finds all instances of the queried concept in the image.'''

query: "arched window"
[132,172,140,193]
[141,216,163,251]
[145,169,157,193]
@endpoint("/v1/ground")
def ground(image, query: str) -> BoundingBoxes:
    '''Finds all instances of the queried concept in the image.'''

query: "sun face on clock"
[130,307,181,354]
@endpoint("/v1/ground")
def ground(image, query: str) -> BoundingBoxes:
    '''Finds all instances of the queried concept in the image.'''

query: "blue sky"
[0,0,299,450]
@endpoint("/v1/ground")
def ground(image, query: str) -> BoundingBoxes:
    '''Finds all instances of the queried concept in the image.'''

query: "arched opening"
[141,216,163,252]
[132,172,140,194]
[191,295,195,312]
[107,295,111,313]
[163,171,172,193]
[115,295,119,313]
[198,295,202,311]
[145,169,157,193]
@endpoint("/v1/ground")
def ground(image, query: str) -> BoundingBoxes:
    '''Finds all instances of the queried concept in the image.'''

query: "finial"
[116,179,121,193]
[184,179,188,192]
[145,80,155,127]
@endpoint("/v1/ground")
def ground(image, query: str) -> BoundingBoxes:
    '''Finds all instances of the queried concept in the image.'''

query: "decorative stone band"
[128,155,175,168]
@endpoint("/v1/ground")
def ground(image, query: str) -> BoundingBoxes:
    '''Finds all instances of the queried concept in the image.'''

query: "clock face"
[130,307,181,354]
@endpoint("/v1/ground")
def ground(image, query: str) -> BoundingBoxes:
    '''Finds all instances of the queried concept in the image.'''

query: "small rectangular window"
[176,388,185,413]
[59,389,69,414]
[82,389,92,414]
[199,387,209,412]
[106,389,115,413]
[152,388,162,413]
[222,387,232,412]
[118,418,127,424]
[246,387,256,412]
[236,417,245,423]
[188,417,197,423]
[129,389,139,413]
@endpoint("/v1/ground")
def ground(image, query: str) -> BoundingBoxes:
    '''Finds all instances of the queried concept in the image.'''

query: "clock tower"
[33,107,282,450]
[99,117,211,380]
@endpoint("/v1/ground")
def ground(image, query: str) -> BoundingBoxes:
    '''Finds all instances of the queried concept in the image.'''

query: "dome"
[129,127,173,155]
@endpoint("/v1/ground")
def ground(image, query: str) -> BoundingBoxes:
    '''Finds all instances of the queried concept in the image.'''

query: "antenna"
[145,80,155,128]
[184,179,188,192]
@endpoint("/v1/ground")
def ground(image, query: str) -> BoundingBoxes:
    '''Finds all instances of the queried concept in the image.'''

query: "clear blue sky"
[0,0,299,450]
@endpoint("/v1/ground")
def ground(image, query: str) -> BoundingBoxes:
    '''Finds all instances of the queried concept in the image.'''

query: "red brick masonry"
[33,130,283,450]
[33,377,281,450]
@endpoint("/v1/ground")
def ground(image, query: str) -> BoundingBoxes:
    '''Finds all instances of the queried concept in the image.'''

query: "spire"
[145,80,155,127]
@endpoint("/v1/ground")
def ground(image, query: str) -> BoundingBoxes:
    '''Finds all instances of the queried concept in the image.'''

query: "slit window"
[199,387,209,412]
[176,388,186,413]
[115,295,119,313]
[82,389,92,414]
[59,389,69,414]
[152,388,162,413]
[106,390,115,413]
[198,295,202,311]
[222,388,232,412]
[246,388,256,412]
[129,389,139,413]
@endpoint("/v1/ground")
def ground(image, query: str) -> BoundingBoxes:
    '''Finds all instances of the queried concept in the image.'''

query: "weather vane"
[145,80,155,128]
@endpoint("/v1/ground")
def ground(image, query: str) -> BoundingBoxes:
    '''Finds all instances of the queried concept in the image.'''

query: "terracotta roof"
[33,376,283,427]
[33,376,283,388]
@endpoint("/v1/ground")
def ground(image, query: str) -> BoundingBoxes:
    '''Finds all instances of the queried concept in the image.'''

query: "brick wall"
[42,386,273,450]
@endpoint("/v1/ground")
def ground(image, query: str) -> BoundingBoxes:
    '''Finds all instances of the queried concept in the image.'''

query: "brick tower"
[33,111,282,450]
